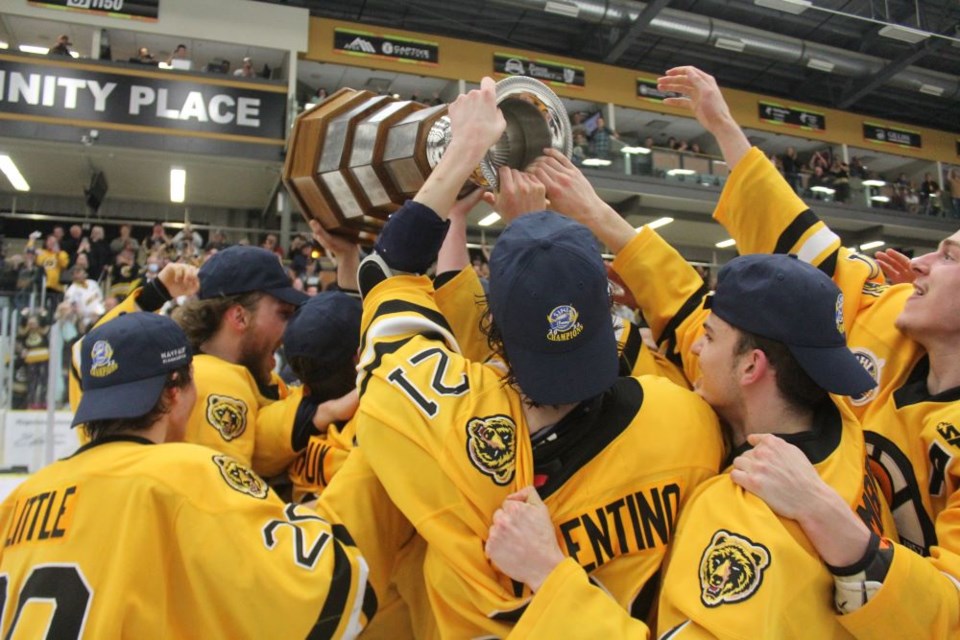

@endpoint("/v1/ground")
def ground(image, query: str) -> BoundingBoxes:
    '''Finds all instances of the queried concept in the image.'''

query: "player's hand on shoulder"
[312,389,359,433]
[485,486,564,592]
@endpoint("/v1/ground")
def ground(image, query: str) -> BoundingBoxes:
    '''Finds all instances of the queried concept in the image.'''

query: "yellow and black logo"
[213,454,268,499]
[206,394,248,441]
[699,530,770,607]
[466,414,517,486]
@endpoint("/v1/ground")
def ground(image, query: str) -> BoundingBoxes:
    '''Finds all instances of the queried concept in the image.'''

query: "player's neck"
[925,340,960,395]
[522,401,578,435]
[734,390,813,446]
[200,330,242,364]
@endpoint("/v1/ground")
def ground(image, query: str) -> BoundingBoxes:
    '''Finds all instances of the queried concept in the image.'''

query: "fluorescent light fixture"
[716,238,737,249]
[0,155,30,191]
[919,84,944,97]
[807,58,835,73]
[878,25,930,44]
[170,168,186,203]
[478,212,501,227]
[0,41,9,49]
[69,51,79,59]
[19,45,49,55]
[862,179,886,187]
[158,62,173,69]
[870,195,891,203]
[581,158,612,167]
[620,146,651,155]
[754,0,811,14]
[859,240,886,251]
[647,217,674,230]
[714,37,746,53]
[667,168,696,176]
[810,185,836,194]
[544,0,580,17]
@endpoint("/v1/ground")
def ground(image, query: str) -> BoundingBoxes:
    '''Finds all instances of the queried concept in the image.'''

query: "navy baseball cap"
[198,245,308,306]
[706,254,875,397]
[283,291,362,368]
[72,313,192,427]
[488,211,618,406]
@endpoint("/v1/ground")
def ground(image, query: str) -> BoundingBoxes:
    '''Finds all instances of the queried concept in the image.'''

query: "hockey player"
[0,312,373,638]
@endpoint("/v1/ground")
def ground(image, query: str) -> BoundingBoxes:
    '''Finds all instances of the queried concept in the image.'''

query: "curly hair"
[83,365,193,441]
[172,292,263,351]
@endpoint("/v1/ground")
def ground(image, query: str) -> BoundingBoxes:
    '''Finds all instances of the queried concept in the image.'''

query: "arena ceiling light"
[621,146,651,155]
[862,179,886,187]
[544,1,580,18]
[0,154,30,191]
[0,41,8,49]
[870,195,891,203]
[478,212,501,227]
[807,58,835,73]
[859,240,886,251]
[754,0,811,14]
[582,158,612,167]
[170,168,186,203]
[878,25,930,44]
[810,185,836,195]
[714,37,746,53]
[715,238,737,249]
[19,44,49,55]
[919,84,945,96]
[667,168,696,176]
[646,217,674,230]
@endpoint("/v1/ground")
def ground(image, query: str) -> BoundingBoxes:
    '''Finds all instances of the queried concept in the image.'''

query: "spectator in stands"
[570,111,587,138]
[948,167,960,219]
[145,222,171,253]
[167,43,190,66]
[849,156,867,178]
[261,233,284,257]
[13,248,44,310]
[588,115,618,160]
[107,248,140,301]
[234,56,256,78]
[62,224,84,263]
[571,131,588,166]
[689,142,702,154]
[171,223,203,254]
[806,165,829,199]
[17,312,49,409]
[31,233,70,309]
[808,148,831,172]
[206,229,229,251]
[780,146,802,195]
[829,159,850,203]
[110,224,141,256]
[904,181,920,214]
[920,172,942,216]
[673,138,689,152]
[48,34,73,57]
[87,225,111,280]
[130,46,158,65]
[64,265,106,330]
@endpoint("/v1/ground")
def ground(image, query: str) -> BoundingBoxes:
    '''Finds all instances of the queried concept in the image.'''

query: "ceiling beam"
[603,0,672,64]
[836,37,948,109]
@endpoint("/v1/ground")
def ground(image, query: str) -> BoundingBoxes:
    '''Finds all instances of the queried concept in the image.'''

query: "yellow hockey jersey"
[356,273,723,638]
[287,385,356,502]
[658,400,886,640]
[0,436,373,639]
[711,148,960,638]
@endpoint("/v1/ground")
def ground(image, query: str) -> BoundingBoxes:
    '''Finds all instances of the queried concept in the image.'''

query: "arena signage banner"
[494,53,584,88]
[28,0,159,21]
[334,28,439,66]
[0,55,286,141]
[863,122,922,149]
[758,101,825,131]
[636,78,680,103]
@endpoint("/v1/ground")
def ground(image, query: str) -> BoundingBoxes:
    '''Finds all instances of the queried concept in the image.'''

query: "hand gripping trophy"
[282,76,573,236]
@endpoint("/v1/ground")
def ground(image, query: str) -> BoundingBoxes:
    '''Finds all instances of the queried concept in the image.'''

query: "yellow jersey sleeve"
[433,266,493,363]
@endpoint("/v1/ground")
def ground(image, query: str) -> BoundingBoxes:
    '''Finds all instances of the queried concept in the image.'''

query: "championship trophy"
[282,76,573,236]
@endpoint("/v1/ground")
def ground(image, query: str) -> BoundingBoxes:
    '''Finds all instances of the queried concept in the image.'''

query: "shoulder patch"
[465,414,517,486]
[206,394,248,441]
[212,454,268,499]
[699,529,770,607]
[849,348,885,406]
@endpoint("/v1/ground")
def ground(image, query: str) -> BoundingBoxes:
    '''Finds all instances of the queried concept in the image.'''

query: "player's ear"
[738,348,768,386]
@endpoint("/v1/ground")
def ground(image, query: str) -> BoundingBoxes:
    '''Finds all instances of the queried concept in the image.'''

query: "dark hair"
[173,292,263,351]
[287,354,356,402]
[84,365,192,441]
[734,331,827,411]
[478,301,552,408]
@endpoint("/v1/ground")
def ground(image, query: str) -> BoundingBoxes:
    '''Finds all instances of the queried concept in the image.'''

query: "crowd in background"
[0,222,335,409]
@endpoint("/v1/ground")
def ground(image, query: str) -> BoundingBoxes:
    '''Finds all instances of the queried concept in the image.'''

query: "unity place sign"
[0,54,286,143]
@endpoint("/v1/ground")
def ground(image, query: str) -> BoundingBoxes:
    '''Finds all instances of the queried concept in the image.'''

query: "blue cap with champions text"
[198,245,308,306]
[72,312,192,427]
[283,291,362,368]
[706,253,875,397]
[488,211,618,406]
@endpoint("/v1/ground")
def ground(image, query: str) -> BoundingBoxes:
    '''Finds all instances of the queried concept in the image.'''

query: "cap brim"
[71,373,168,427]
[508,324,619,406]
[267,286,309,307]
[790,344,876,397]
